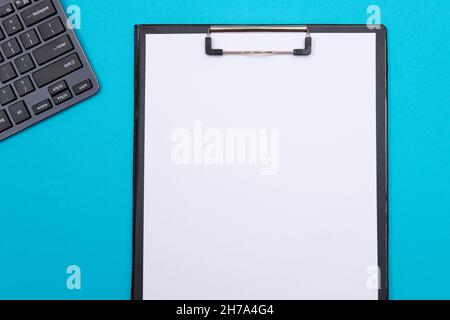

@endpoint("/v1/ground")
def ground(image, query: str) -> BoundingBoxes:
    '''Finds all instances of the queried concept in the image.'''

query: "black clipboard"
[133,24,388,300]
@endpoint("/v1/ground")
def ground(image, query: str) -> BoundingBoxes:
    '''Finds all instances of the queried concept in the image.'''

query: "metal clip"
[205,26,312,56]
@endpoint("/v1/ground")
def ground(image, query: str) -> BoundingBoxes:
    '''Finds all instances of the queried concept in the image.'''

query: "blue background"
[0,0,449,300]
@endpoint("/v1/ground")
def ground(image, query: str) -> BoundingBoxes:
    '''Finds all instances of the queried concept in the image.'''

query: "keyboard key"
[38,17,65,41]
[33,53,82,87]
[73,79,92,95]
[3,15,23,36]
[14,0,32,10]
[0,63,17,83]
[32,99,52,115]
[0,85,16,106]
[21,0,56,27]
[20,29,40,49]
[48,80,67,96]
[8,101,30,124]
[52,89,72,105]
[14,54,35,74]
[14,76,35,97]
[33,35,74,65]
[0,109,12,132]
[1,38,22,59]
[0,4,14,18]
[0,28,5,41]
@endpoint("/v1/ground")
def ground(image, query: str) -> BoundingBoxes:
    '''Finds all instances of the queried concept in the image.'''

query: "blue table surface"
[0,0,449,300]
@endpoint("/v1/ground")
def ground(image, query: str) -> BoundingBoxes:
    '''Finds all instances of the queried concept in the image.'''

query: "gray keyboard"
[0,0,99,141]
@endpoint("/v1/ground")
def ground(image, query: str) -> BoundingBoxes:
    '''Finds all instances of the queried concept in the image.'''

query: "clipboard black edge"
[132,24,388,301]
[131,25,145,300]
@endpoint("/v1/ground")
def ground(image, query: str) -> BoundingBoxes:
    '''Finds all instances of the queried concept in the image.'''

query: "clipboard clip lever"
[205,26,312,56]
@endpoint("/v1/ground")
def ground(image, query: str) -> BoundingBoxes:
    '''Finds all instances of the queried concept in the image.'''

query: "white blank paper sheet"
[143,32,379,300]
